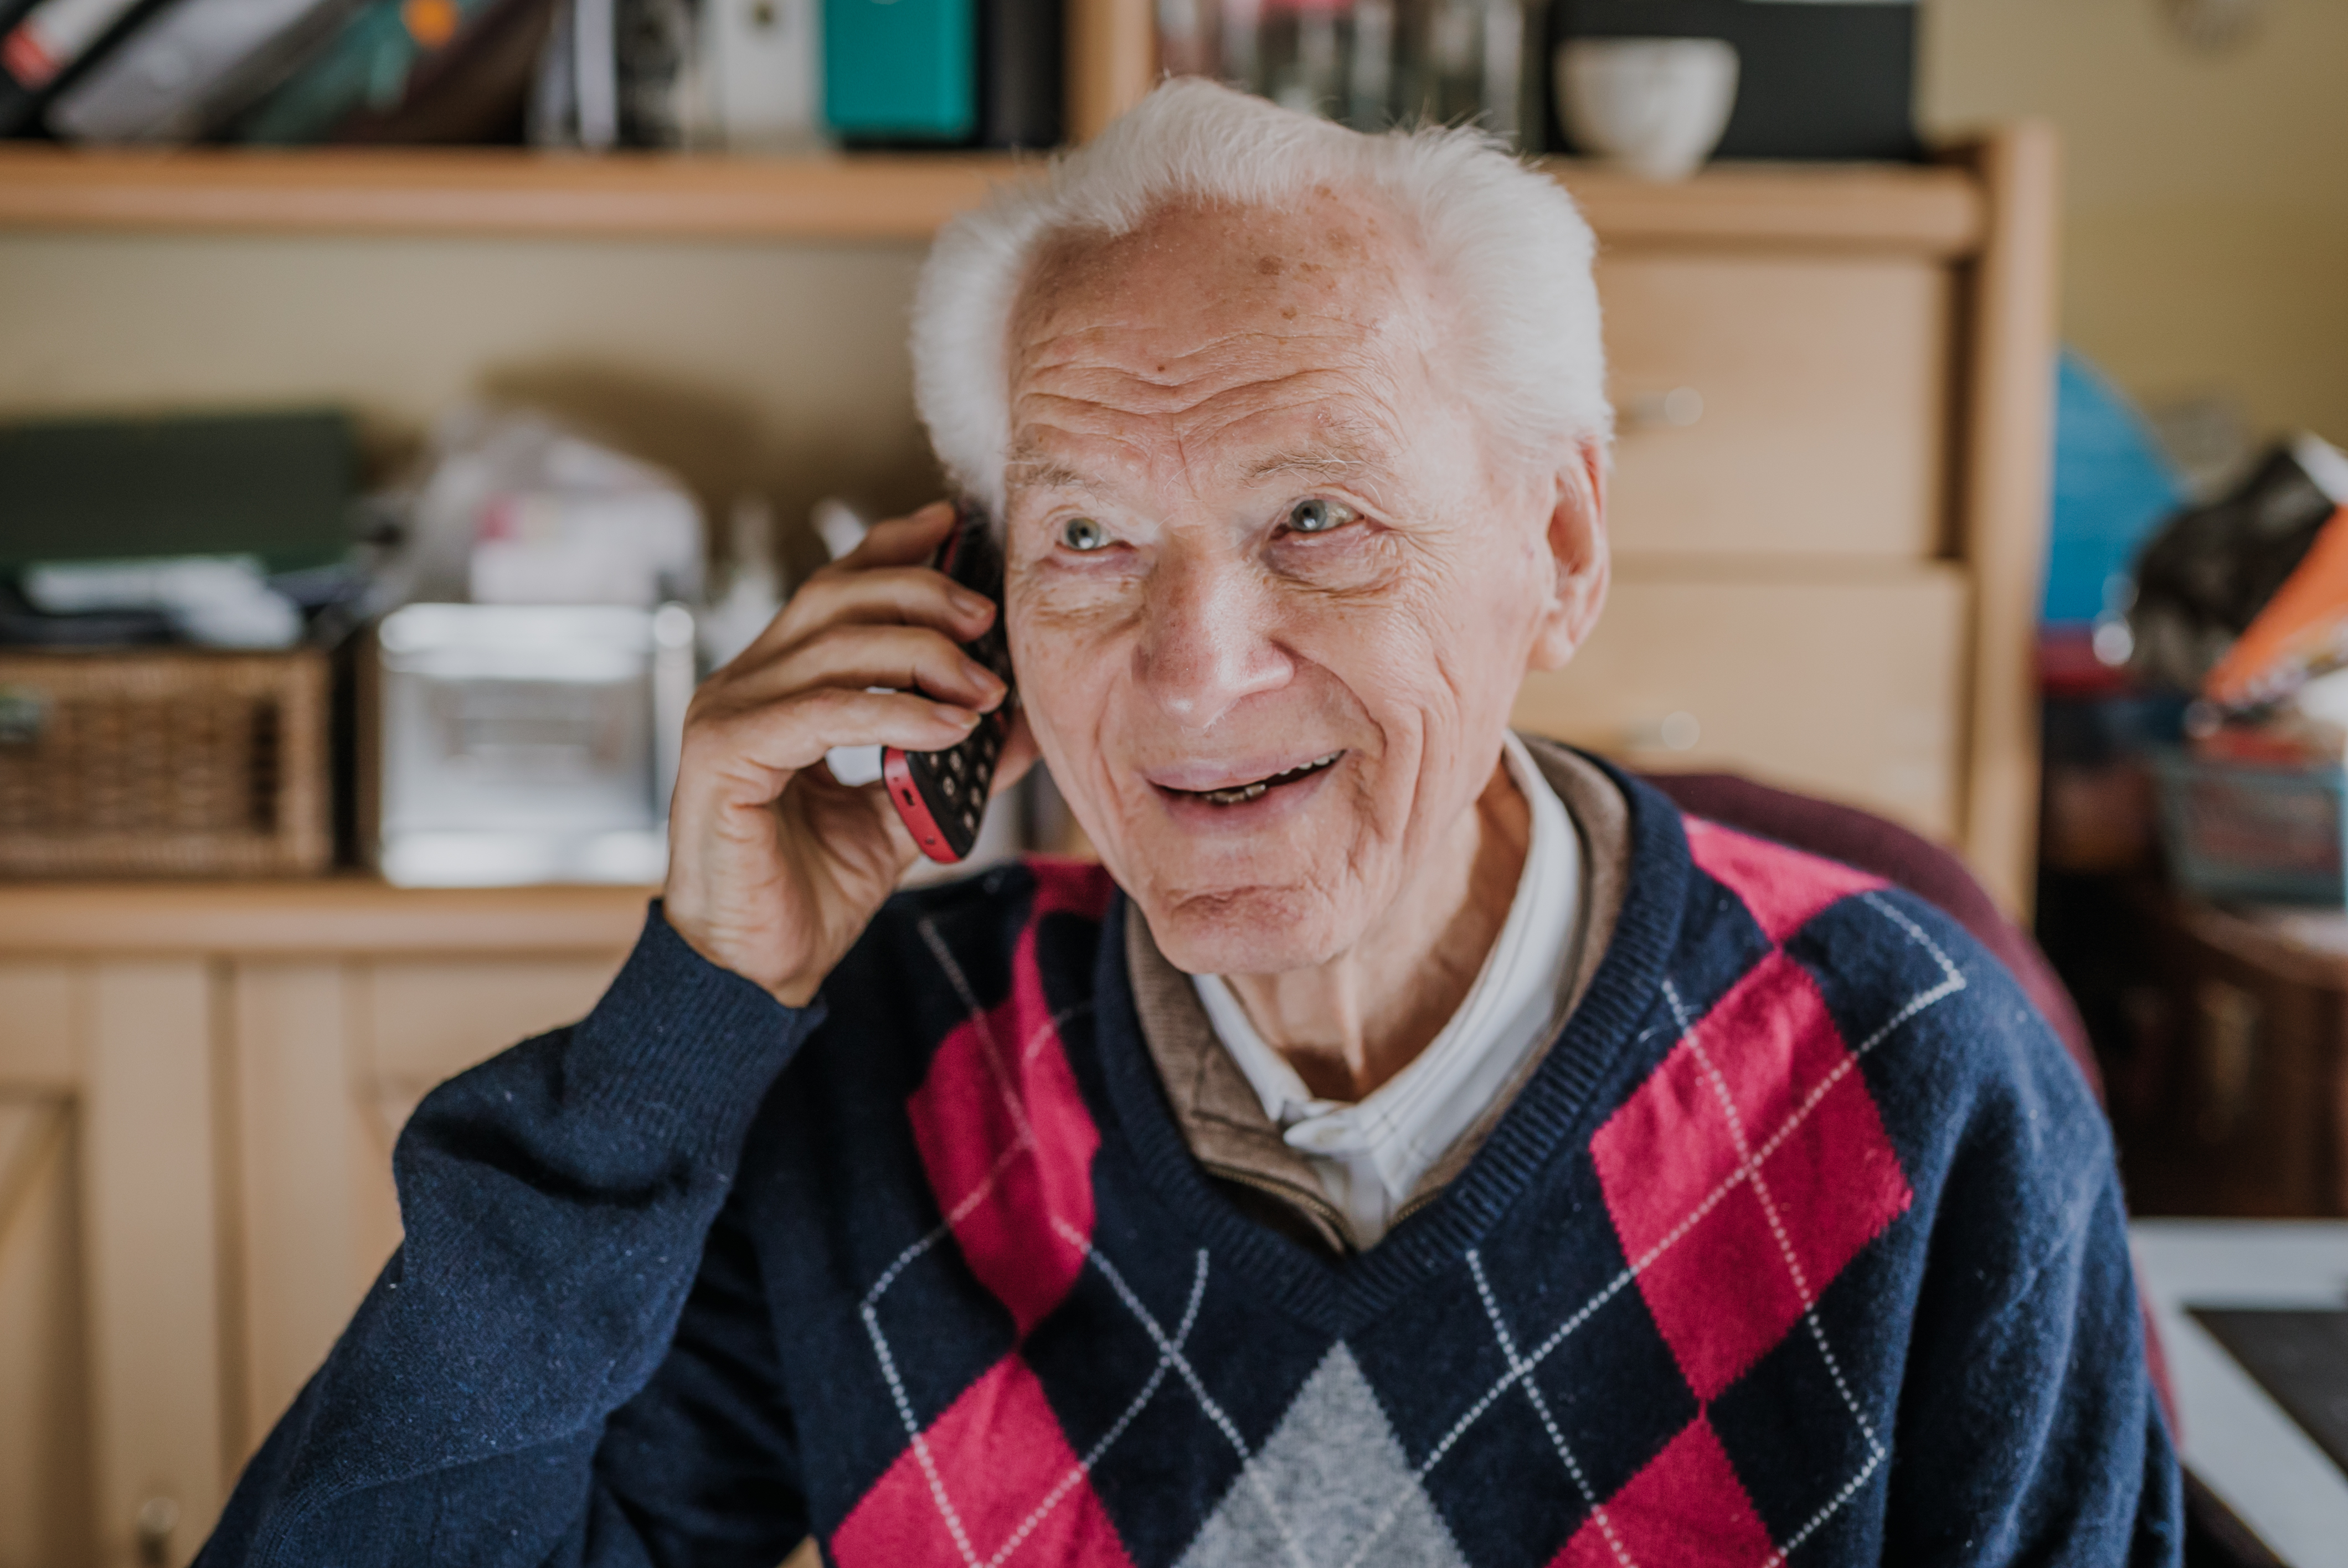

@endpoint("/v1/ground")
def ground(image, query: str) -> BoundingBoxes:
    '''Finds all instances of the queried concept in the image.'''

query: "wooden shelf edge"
[0,143,1986,251]
[0,878,653,956]
[0,146,1034,241]
[1553,158,1986,256]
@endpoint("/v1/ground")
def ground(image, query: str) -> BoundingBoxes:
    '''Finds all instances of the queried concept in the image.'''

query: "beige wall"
[0,233,936,566]
[1922,0,2348,447]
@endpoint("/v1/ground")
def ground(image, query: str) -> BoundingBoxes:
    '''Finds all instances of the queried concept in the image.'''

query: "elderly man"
[202,81,2177,1567]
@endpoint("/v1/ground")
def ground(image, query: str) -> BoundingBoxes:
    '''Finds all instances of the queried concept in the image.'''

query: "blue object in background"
[2043,349,2187,626]
[823,0,976,141]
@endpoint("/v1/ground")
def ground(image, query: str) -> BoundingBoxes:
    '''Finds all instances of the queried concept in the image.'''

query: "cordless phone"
[883,505,1012,863]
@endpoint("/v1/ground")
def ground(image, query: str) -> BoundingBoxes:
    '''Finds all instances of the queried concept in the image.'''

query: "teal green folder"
[822,0,974,142]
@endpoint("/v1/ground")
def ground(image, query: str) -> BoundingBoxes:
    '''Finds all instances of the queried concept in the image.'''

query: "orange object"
[2204,503,2348,708]
[401,0,461,48]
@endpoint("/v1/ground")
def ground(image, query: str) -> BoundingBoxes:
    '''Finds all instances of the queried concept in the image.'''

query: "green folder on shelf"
[822,0,974,142]
[0,409,357,573]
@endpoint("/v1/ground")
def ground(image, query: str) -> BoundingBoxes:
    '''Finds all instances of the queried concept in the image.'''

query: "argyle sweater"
[200,769,2181,1567]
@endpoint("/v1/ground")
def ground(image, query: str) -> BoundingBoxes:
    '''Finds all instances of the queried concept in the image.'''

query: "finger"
[722,622,1007,713]
[755,563,996,657]
[842,501,957,568]
[687,687,981,795]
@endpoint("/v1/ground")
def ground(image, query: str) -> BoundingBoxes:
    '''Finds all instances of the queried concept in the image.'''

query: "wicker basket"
[0,650,330,878]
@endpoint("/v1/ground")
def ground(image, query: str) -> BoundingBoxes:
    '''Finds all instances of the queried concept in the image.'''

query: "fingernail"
[935,703,981,728]
[954,589,993,617]
[962,657,1001,688]
[919,500,956,523]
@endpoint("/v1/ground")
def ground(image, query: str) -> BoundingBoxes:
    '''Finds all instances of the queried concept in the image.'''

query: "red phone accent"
[884,745,955,862]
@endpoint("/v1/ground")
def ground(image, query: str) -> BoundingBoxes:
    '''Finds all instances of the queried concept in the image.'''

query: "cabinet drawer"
[1512,568,1969,839]
[1597,252,1952,559]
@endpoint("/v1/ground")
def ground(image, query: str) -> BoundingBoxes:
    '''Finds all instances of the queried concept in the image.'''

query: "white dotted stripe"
[1762,1445,1884,1566]
[1468,1251,1636,1568]
[1054,1217,1316,1568]
[1858,890,1966,992]
[1663,979,1883,1463]
[860,1298,982,1567]
[864,997,1096,1312]
[984,1251,1211,1568]
[1802,1310,1882,1458]
[1024,1000,1095,1066]
[918,919,1044,1153]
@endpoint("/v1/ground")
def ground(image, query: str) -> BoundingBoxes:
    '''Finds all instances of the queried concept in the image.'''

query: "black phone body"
[883,505,1014,863]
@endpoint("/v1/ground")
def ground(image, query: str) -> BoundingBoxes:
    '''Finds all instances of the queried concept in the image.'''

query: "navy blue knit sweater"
[200,771,2181,1566]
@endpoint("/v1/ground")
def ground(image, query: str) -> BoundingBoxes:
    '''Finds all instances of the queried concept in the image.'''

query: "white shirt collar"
[1194,733,1580,1247]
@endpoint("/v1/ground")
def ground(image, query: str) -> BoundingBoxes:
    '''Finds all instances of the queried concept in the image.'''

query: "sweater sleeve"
[197,904,823,1568]
[1876,953,2184,1567]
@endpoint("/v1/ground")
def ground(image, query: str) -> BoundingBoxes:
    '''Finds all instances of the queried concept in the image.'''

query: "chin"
[1135,881,1352,977]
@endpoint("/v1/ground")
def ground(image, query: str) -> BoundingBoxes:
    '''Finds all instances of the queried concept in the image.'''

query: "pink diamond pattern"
[1683,816,1884,945]
[832,1354,1136,1568]
[1593,950,1912,1399]
[1547,1416,1776,1568]
[905,862,1116,1336]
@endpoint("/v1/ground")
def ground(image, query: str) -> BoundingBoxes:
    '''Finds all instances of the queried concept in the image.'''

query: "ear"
[1526,441,1610,674]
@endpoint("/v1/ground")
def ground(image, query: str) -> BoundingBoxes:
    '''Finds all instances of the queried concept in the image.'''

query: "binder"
[822,0,973,142]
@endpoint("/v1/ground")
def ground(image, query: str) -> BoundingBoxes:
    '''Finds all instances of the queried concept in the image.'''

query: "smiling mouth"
[1178,752,1344,806]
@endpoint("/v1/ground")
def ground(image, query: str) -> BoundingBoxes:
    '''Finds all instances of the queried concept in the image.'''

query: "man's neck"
[1224,755,1530,1102]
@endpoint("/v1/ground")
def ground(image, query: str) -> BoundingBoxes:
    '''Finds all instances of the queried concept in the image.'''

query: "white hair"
[910,78,1611,523]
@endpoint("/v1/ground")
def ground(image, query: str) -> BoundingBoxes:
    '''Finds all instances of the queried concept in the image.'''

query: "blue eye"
[1287,498,1356,534]
[1060,517,1109,551]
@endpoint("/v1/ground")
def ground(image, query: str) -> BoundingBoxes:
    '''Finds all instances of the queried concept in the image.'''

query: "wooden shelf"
[0,145,1033,241]
[0,142,1986,253]
[0,877,652,956]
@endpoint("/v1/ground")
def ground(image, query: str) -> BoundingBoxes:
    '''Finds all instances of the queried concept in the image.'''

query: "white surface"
[2130,1220,2348,1564]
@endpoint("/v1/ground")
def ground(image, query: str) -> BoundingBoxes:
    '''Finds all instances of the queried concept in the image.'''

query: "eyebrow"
[1003,448,1098,493]
[1233,432,1393,486]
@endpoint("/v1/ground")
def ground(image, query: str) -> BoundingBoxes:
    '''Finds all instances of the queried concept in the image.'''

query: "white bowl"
[1556,37,1739,183]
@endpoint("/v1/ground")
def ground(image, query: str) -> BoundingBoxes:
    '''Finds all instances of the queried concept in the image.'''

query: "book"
[704,0,822,150]
[230,0,502,143]
[0,0,166,132]
[46,0,364,142]
[334,0,557,142]
[976,0,1055,147]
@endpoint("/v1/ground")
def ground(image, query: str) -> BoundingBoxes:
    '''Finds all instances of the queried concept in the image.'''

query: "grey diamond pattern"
[1175,1343,1468,1568]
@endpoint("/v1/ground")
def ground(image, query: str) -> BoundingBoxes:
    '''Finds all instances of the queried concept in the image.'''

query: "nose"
[1134,546,1294,729]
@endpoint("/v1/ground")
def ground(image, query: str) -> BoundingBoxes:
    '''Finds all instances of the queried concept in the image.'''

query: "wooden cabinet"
[1514,567,1971,840]
[1508,130,2061,913]
[0,884,639,1567]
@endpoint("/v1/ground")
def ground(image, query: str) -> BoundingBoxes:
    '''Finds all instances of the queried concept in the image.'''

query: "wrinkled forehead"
[1006,189,1442,393]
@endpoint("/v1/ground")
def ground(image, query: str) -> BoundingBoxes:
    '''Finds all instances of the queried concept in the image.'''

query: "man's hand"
[663,502,1029,1006]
